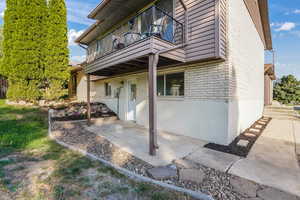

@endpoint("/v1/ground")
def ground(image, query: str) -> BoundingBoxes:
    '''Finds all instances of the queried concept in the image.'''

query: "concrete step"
[264,107,296,112]
[263,110,297,116]
[263,114,298,120]
[92,116,119,125]
[264,111,297,116]
[263,112,296,116]
[264,106,294,111]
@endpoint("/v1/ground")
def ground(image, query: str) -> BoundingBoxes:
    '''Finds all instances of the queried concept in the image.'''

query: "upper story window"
[105,82,112,97]
[157,72,184,97]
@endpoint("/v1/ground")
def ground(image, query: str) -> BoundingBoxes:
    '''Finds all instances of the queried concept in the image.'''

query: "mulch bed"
[205,117,272,157]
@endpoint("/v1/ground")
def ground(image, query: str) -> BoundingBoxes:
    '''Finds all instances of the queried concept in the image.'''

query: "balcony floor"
[86,36,185,77]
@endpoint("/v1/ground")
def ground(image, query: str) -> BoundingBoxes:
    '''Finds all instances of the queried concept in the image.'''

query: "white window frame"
[157,71,185,97]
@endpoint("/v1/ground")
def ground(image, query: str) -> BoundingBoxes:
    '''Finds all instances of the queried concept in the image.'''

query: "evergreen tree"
[1,0,47,101]
[45,0,69,100]
[0,26,3,58]
[0,26,3,70]
[1,0,18,78]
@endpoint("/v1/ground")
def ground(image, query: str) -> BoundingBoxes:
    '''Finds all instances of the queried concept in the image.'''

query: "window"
[105,83,112,97]
[157,72,184,97]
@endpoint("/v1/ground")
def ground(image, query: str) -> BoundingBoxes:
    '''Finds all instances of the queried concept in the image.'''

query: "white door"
[127,81,137,121]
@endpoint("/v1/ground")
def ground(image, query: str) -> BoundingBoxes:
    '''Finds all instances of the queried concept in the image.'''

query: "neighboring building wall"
[227,0,265,143]
[264,75,273,105]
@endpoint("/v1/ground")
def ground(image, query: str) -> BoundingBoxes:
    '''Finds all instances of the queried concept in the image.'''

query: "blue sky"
[0,0,299,79]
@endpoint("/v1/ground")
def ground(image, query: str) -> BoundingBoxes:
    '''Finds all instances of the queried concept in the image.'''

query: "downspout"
[179,0,188,45]
[79,44,88,50]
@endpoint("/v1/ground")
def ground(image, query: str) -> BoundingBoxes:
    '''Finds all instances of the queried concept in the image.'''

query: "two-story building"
[75,0,273,155]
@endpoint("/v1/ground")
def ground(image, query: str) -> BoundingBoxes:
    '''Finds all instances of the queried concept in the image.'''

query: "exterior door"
[127,81,137,121]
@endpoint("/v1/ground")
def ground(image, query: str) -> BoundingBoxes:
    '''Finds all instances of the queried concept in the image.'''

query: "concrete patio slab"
[229,118,300,197]
[84,121,206,166]
[186,148,241,172]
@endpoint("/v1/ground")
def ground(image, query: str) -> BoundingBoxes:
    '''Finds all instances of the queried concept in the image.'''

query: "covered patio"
[84,119,206,166]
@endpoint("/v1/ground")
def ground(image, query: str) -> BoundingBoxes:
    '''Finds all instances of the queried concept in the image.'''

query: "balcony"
[85,5,185,76]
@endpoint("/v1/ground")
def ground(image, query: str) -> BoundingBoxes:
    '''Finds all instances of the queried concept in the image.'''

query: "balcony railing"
[87,5,184,62]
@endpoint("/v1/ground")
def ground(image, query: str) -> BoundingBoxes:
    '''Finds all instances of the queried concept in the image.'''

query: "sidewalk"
[229,111,300,197]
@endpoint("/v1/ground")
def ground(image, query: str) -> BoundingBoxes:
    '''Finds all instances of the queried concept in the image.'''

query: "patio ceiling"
[89,55,181,77]
[77,0,153,45]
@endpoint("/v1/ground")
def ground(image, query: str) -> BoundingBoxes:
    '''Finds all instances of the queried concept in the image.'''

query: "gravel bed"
[50,120,252,200]
[51,121,153,176]
[51,120,300,200]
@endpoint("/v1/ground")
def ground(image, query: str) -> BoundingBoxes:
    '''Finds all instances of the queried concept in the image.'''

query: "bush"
[274,75,300,105]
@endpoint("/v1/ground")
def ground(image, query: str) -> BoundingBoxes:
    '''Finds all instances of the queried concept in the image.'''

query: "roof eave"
[75,21,101,45]
[87,0,112,19]
[258,0,273,50]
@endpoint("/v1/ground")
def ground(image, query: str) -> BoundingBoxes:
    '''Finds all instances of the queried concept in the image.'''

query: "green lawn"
[0,100,193,200]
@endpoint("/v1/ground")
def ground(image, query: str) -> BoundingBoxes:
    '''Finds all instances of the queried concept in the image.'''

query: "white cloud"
[294,9,300,14]
[70,55,86,65]
[66,0,94,25]
[275,22,296,32]
[0,0,5,19]
[68,29,84,46]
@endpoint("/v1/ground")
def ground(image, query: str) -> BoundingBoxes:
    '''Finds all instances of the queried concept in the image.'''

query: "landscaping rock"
[230,176,258,198]
[174,159,199,169]
[257,187,298,200]
[51,102,116,121]
[147,166,177,179]
[237,140,250,148]
[179,168,205,183]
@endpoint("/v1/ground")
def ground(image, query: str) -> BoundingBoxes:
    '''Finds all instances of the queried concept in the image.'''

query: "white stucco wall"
[227,0,265,143]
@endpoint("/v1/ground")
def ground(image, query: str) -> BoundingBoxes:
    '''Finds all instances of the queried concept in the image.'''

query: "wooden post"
[87,74,91,125]
[148,54,159,156]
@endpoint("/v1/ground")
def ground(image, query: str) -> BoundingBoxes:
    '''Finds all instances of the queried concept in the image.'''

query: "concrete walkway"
[83,106,300,197]
[85,120,206,166]
[229,108,300,197]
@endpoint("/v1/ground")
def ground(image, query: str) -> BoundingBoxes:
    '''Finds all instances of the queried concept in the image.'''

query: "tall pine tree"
[45,0,69,100]
[2,0,47,101]
[0,26,3,58]
[1,0,18,78]
[1,0,69,101]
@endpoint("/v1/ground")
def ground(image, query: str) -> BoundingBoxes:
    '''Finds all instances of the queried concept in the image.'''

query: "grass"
[0,99,194,200]
[0,100,48,151]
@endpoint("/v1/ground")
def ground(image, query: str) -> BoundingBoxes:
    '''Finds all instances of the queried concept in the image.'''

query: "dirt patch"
[0,150,193,200]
